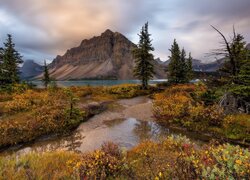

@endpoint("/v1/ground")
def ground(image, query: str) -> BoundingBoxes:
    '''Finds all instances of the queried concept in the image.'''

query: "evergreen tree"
[186,53,193,81]
[0,47,3,85]
[133,22,155,89]
[42,60,51,88]
[212,26,247,79]
[0,34,23,86]
[168,40,193,84]
[179,48,188,83]
[168,39,182,83]
[238,59,250,86]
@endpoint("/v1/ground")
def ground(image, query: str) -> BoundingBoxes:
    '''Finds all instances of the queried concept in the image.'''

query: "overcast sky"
[0,0,250,64]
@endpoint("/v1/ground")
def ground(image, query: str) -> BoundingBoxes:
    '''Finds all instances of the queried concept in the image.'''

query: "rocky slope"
[48,30,166,80]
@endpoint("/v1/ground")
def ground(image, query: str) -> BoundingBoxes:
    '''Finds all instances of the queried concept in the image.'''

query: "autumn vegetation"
[0,137,249,179]
[0,26,250,179]
[0,84,156,149]
[153,84,250,144]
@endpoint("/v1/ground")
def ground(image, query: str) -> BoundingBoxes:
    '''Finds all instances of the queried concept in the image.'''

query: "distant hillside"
[20,60,43,79]
[163,58,224,72]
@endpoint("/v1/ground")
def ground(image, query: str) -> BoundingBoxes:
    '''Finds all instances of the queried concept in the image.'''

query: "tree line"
[0,34,51,90]
[0,24,249,93]
[132,22,193,89]
[133,23,249,94]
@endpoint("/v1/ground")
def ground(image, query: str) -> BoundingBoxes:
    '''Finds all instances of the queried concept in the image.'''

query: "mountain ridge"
[48,29,166,80]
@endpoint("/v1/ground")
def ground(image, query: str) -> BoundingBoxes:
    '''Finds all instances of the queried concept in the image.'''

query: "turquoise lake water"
[31,79,168,87]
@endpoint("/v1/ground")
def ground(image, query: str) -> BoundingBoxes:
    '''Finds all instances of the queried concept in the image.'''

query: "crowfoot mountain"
[47,29,166,80]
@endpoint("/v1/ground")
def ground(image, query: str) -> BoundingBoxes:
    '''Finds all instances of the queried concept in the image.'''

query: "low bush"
[0,89,85,148]
[153,84,250,142]
[104,84,157,99]
[1,136,249,179]
[223,114,250,141]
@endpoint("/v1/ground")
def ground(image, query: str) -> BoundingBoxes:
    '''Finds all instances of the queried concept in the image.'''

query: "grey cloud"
[0,0,250,62]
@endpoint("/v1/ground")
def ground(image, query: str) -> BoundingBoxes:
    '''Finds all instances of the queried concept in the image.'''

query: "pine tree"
[133,22,155,89]
[0,34,23,86]
[42,60,51,88]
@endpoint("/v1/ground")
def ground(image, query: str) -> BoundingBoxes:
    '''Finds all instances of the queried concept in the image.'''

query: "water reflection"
[2,118,206,156]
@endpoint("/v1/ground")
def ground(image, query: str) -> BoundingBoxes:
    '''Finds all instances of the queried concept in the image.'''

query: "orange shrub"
[153,92,192,122]
[153,84,226,134]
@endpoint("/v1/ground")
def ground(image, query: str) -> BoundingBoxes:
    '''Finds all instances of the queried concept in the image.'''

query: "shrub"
[153,92,192,122]
[77,143,128,179]
[0,151,80,179]
[0,137,249,179]
[153,84,239,140]
[0,88,86,147]
[200,144,250,179]
[223,114,250,141]
[104,84,156,99]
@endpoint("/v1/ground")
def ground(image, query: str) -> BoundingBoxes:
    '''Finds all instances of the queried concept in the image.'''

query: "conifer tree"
[186,53,193,81]
[168,40,193,83]
[133,22,155,89]
[238,59,250,86]
[0,47,3,85]
[0,34,22,86]
[211,26,247,79]
[168,39,181,83]
[180,48,188,83]
[42,60,51,88]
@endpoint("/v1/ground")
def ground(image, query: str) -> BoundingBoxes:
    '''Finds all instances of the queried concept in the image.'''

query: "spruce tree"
[238,59,250,86]
[186,52,193,81]
[212,26,247,79]
[0,47,3,85]
[168,39,181,83]
[0,34,22,86]
[180,48,188,83]
[168,40,193,84]
[42,60,51,88]
[133,22,155,89]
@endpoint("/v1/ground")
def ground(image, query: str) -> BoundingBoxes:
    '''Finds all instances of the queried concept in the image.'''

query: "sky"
[0,0,250,64]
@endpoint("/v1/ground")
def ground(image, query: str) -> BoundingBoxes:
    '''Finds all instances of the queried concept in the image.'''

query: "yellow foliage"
[0,137,249,179]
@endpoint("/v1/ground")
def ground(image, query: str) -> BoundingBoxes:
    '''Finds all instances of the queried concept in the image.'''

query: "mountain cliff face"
[21,60,43,79]
[49,29,166,80]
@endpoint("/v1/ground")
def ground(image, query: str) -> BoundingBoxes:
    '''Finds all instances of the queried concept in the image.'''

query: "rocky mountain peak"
[48,30,144,80]
[102,29,114,36]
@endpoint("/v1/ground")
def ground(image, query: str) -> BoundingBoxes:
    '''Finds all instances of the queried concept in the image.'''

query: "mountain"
[163,58,224,72]
[192,59,224,72]
[20,60,43,79]
[48,29,166,80]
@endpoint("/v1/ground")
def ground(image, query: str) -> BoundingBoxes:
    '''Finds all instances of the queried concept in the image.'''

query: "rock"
[48,30,166,80]
[219,93,250,114]
[20,60,43,79]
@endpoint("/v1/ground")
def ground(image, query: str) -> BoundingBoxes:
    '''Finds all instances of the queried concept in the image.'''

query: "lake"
[30,79,168,87]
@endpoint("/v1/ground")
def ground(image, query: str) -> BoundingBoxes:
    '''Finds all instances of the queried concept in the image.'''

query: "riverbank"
[0,84,158,152]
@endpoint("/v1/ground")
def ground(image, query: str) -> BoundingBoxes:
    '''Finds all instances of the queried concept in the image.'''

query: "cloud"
[0,0,250,63]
